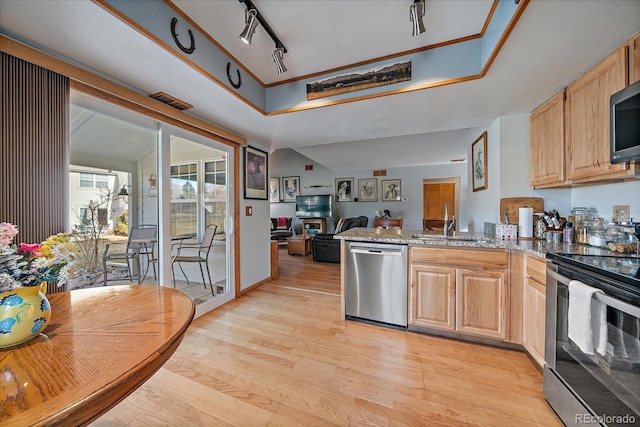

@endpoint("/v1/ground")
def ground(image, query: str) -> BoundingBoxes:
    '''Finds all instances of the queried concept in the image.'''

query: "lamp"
[238,0,288,74]
[272,46,287,74]
[117,185,129,198]
[239,9,259,44]
[410,0,426,37]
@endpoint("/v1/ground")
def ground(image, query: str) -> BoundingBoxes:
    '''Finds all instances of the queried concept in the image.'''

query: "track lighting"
[272,46,287,74]
[238,0,288,74]
[410,0,426,37]
[239,9,259,44]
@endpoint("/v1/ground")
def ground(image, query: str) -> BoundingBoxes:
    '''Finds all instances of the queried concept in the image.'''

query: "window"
[79,172,109,189]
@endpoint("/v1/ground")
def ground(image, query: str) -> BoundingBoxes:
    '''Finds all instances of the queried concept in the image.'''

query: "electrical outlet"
[612,205,630,223]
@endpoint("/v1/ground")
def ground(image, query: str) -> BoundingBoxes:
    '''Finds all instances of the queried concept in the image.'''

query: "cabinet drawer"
[526,254,547,285]
[410,247,508,270]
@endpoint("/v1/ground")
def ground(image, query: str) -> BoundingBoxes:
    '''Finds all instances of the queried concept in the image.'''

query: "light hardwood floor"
[93,248,561,426]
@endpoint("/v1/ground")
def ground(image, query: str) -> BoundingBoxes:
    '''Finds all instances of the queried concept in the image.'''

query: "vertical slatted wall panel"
[1,53,69,244]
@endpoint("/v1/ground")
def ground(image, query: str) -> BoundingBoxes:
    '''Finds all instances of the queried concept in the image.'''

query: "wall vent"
[149,91,193,110]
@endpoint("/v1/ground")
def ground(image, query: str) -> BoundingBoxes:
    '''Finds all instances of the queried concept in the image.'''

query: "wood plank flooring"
[92,249,561,426]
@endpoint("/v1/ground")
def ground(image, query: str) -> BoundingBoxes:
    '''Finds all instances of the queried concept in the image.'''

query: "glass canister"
[588,217,607,247]
[570,207,592,227]
[575,219,591,244]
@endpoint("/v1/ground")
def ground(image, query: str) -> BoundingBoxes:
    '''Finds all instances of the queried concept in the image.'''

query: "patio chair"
[171,225,218,295]
[103,224,157,285]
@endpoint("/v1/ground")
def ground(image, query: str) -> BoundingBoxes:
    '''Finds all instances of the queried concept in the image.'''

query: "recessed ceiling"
[1,1,639,172]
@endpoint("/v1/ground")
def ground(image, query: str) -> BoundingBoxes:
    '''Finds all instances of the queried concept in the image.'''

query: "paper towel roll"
[519,207,534,238]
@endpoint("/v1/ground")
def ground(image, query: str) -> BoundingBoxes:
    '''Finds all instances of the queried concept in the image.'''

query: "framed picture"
[381,179,401,201]
[269,178,280,203]
[282,176,300,202]
[244,146,268,200]
[335,177,354,202]
[472,131,488,192]
[358,178,377,202]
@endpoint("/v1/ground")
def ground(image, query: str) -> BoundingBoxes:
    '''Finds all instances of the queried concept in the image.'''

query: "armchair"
[270,217,293,241]
[312,216,368,263]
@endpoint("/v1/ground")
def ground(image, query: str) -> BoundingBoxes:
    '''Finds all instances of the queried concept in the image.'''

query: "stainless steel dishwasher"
[345,241,408,328]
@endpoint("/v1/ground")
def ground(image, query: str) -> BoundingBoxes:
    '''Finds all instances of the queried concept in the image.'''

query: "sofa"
[312,216,368,263]
[270,217,293,241]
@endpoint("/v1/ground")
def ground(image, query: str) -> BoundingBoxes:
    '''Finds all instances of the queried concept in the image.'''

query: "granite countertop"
[333,227,618,258]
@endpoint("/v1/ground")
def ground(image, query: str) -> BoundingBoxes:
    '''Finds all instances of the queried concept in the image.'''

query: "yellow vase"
[0,283,51,349]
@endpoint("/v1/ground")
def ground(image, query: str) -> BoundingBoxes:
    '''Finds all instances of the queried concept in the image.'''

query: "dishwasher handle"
[350,247,404,257]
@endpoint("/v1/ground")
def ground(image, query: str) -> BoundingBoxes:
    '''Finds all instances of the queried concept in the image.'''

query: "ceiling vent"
[149,91,193,110]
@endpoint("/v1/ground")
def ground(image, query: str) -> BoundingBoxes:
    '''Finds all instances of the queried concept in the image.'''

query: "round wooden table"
[0,285,195,426]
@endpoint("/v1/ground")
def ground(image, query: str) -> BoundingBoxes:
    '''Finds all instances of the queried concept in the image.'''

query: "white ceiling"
[1,0,639,172]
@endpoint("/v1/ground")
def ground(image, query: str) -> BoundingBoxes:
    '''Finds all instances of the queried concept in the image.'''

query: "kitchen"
[273,32,640,425]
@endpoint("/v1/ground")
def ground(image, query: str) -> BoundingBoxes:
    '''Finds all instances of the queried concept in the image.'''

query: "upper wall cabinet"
[631,33,640,84]
[530,35,640,189]
[566,46,634,182]
[530,91,565,188]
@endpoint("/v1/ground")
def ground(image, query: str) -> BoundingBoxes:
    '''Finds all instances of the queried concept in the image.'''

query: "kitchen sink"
[411,234,489,243]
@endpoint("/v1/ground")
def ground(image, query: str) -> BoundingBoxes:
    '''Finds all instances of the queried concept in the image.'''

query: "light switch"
[246,206,252,216]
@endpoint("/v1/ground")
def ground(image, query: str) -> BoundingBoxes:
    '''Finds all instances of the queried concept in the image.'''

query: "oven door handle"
[547,268,640,318]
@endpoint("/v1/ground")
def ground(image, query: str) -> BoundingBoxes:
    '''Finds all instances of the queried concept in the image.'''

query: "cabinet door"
[530,91,565,187]
[456,269,508,340]
[630,33,640,85]
[409,264,456,331]
[566,46,628,181]
[522,277,546,368]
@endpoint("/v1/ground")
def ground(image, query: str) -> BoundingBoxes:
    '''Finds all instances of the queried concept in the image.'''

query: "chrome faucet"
[444,203,450,237]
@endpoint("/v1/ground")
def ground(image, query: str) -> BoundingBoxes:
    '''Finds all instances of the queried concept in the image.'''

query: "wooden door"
[455,268,508,341]
[409,264,456,331]
[566,46,628,181]
[530,91,565,187]
[423,182,455,220]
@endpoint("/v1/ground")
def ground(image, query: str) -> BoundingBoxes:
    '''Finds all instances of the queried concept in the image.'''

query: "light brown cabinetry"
[530,91,565,188]
[409,247,510,341]
[522,254,546,368]
[630,33,640,84]
[530,38,640,188]
[566,46,633,182]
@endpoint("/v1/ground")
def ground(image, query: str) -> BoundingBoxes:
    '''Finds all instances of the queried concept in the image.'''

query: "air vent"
[148,91,193,110]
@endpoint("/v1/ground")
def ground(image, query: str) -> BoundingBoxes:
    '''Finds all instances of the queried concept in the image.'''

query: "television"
[295,194,332,218]
[610,79,640,164]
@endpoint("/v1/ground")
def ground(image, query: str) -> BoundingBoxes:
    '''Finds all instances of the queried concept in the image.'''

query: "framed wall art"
[282,176,300,202]
[357,178,377,202]
[381,179,401,201]
[269,178,280,203]
[244,146,268,200]
[335,177,354,202]
[472,131,488,192]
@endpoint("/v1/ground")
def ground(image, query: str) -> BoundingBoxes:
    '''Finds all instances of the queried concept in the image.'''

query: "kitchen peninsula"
[335,227,616,367]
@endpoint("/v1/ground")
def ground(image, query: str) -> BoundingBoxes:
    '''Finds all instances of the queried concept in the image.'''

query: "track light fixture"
[239,9,259,44]
[410,0,426,37]
[272,46,287,74]
[238,0,288,74]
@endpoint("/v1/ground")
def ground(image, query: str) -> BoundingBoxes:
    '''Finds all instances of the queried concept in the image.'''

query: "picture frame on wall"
[244,146,268,200]
[335,177,354,202]
[381,179,401,201]
[282,176,300,202]
[269,178,280,203]
[357,178,377,202]
[472,131,488,192]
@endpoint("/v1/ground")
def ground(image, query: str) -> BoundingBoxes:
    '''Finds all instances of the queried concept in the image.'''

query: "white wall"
[240,142,272,291]
[270,146,470,232]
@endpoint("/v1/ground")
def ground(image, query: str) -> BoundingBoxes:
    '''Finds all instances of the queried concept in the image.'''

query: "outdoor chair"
[171,225,218,295]
[102,224,157,285]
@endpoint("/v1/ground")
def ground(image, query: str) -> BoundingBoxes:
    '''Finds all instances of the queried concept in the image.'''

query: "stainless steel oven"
[545,253,640,426]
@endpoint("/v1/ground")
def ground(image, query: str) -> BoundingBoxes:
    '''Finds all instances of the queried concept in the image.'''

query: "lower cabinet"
[522,254,547,367]
[409,247,509,342]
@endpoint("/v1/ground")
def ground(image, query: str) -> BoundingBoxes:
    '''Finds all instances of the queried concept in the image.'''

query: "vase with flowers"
[0,222,72,348]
